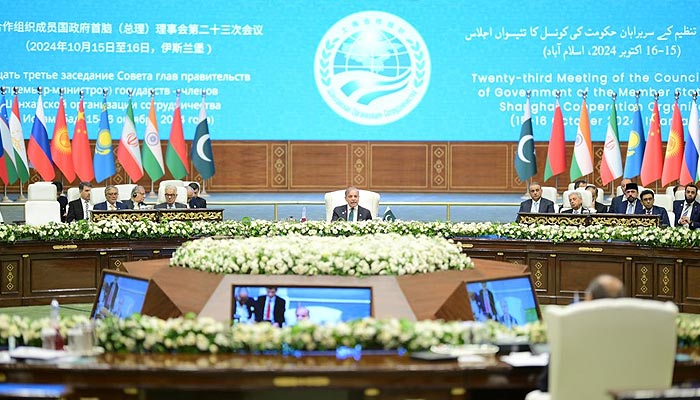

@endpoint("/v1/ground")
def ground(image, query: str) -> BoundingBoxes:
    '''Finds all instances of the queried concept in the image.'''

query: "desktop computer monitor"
[465,275,541,327]
[91,270,150,319]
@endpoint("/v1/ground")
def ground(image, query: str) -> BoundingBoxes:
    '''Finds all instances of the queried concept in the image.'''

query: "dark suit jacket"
[612,199,643,214]
[593,201,608,214]
[331,205,372,221]
[608,194,624,213]
[673,200,700,229]
[66,198,89,222]
[122,199,148,210]
[93,201,128,210]
[518,198,555,214]
[474,289,497,320]
[188,197,207,209]
[638,205,671,227]
[154,202,188,209]
[561,207,590,214]
[233,298,255,322]
[58,195,68,222]
[254,295,286,326]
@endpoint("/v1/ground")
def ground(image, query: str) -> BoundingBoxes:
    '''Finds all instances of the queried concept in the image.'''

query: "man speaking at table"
[331,186,372,222]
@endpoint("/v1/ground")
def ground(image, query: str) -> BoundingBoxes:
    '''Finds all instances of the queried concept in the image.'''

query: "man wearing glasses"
[123,185,149,210]
[155,185,187,209]
[93,185,128,211]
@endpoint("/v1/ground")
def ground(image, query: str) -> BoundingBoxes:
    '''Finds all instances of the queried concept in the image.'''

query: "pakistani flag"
[191,97,215,180]
[514,97,536,181]
[382,207,396,221]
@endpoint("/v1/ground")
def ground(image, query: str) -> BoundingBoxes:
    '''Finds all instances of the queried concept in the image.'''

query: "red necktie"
[265,297,271,320]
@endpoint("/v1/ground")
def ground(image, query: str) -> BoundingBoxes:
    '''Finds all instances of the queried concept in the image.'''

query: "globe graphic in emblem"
[315,11,431,125]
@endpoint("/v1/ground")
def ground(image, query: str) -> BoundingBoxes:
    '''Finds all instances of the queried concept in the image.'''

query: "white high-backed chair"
[324,189,380,222]
[90,187,106,206]
[540,187,558,203]
[66,187,80,203]
[115,184,137,202]
[525,298,677,400]
[25,182,60,225]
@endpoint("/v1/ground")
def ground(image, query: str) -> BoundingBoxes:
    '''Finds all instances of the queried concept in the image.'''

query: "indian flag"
[570,99,593,180]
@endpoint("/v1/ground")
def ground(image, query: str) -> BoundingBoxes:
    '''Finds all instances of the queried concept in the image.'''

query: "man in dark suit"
[93,185,128,211]
[611,182,643,214]
[188,182,207,209]
[608,178,632,213]
[233,287,256,323]
[673,183,700,229]
[254,287,286,327]
[331,186,372,221]
[561,192,589,214]
[123,185,148,210]
[585,185,608,214]
[52,181,68,222]
[638,189,670,227]
[155,185,187,209]
[66,182,92,222]
[518,182,555,214]
[474,282,497,320]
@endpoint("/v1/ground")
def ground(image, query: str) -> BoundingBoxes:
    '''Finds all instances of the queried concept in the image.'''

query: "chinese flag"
[640,99,663,186]
[71,98,94,182]
[50,96,75,182]
[661,100,685,186]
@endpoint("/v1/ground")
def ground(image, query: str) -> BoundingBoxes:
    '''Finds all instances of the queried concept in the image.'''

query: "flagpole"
[147,89,159,199]
[198,89,210,198]
[17,181,26,202]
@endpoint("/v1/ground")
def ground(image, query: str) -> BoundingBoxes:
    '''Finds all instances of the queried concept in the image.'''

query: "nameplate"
[90,209,224,223]
[517,212,660,227]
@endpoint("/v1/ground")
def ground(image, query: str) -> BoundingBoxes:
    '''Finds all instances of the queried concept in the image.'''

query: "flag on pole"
[640,98,663,186]
[117,97,143,182]
[681,97,700,185]
[383,206,396,221]
[191,96,215,180]
[165,95,189,179]
[623,101,646,179]
[0,93,17,185]
[27,92,55,181]
[662,99,685,186]
[543,99,566,181]
[514,95,537,181]
[600,97,623,186]
[93,97,116,183]
[9,94,30,183]
[72,96,94,182]
[142,97,165,182]
[49,95,75,182]
[570,98,593,181]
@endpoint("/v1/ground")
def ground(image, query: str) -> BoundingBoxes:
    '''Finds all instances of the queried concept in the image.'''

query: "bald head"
[585,274,624,301]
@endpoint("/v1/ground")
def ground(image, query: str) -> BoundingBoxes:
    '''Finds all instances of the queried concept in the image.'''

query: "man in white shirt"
[93,185,127,211]
[518,182,555,215]
[561,192,589,214]
[673,183,700,229]
[154,185,187,209]
[331,186,372,222]
[66,182,92,222]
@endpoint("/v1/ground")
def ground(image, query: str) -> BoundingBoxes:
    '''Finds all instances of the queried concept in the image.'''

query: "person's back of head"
[584,274,624,301]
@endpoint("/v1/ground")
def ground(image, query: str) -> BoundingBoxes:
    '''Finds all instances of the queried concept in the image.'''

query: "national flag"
[600,98,623,186]
[661,100,685,186]
[623,102,646,179]
[543,99,565,181]
[142,98,165,181]
[570,98,593,181]
[514,97,537,181]
[191,97,215,180]
[117,98,143,182]
[0,94,17,185]
[72,98,94,182]
[165,96,189,179]
[681,98,700,185]
[640,99,663,186]
[49,96,75,182]
[93,98,116,183]
[27,93,55,181]
[9,95,29,183]
[383,206,396,221]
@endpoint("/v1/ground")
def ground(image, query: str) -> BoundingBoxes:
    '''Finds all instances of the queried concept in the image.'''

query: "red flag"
[71,98,94,182]
[49,97,75,182]
[640,99,663,186]
[661,100,685,186]
[543,99,566,181]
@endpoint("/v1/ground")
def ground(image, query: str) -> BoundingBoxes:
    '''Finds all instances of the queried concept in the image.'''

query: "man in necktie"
[254,287,286,327]
[561,192,588,214]
[65,182,93,222]
[612,183,641,214]
[92,185,128,211]
[155,185,187,209]
[517,183,555,217]
[475,282,497,320]
[123,185,149,210]
[637,189,670,227]
[331,186,373,222]
[673,183,700,229]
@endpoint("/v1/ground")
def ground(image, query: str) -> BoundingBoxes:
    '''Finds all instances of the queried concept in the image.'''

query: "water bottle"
[300,207,307,222]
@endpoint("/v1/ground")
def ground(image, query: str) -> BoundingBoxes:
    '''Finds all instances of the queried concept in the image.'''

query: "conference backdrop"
[2,1,699,142]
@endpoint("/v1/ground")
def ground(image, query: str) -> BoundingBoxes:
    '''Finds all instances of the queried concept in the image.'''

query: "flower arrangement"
[170,233,473,276]
[1,220,699,249]
[0,314,698,354]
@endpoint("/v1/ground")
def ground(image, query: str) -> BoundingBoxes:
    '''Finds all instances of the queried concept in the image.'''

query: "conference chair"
[158,180,185,189]
[324,189,380,222]
[525,298,678,400]
[25,182,60,225]
[674,190,685,201]
[115,184,137,202]
[0,208,4,223]
[66,187,80,203]
[90,187,106,206]
[156,185,187,205]
[652,194,675,227]
[560,189,594,212]
[540,187,558,203]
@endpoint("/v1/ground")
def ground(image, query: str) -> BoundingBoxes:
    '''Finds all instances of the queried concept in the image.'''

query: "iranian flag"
[117,98,143,182]
[141,97,165,182]
[600,98,623,185]
[165,96,189,179]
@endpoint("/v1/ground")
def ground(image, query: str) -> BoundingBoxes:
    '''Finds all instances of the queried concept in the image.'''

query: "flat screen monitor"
[231,285,372,326]
[91,270,150,320]
[465,275,541,328]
